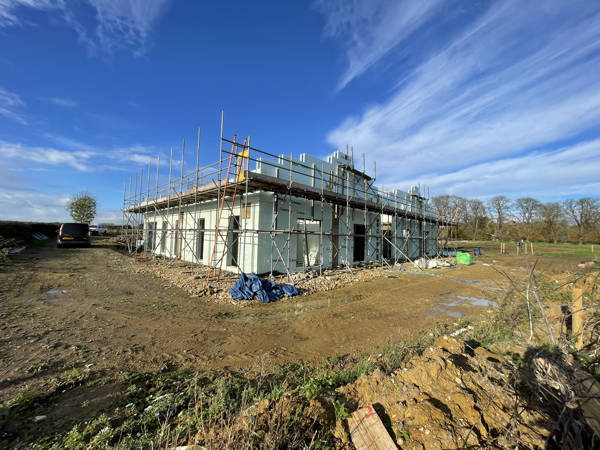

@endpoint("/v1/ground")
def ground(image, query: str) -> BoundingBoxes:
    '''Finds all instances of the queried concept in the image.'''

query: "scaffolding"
[122,113,452,284]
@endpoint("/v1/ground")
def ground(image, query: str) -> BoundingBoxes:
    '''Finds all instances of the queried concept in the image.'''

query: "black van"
[57,223,91,248]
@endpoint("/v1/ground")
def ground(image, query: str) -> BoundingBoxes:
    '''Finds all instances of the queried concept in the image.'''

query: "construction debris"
[348,405,397,450]
[127,255,459,304]
[229,273,298,303]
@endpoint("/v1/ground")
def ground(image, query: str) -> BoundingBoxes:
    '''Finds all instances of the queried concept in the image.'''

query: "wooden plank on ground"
[347,405,397,450]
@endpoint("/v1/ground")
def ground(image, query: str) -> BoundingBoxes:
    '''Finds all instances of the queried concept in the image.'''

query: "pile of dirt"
[202,337,561,448]
[334,337,552,448]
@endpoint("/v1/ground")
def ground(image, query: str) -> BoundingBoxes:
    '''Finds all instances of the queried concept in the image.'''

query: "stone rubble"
[126,254,456,304]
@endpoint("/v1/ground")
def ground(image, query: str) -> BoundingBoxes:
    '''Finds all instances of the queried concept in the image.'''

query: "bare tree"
[432,195,467,240]
[488,195,512,239]
[432,195,453,222]
[539,202,564,244]
[563,197,600,243]
[469,199,487,240]
[515,197,541,240]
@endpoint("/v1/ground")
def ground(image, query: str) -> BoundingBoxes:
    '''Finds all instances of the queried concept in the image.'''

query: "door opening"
[353,224,366,262]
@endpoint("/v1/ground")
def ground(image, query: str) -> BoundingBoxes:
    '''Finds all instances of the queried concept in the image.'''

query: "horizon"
[1,0,600,224]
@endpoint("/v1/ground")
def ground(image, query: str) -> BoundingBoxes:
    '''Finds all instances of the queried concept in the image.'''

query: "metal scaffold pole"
[193,128,201,266]
[287,152,292,282]
[345,169,350,270]
[120,120,446,288]
[320,162,324,276]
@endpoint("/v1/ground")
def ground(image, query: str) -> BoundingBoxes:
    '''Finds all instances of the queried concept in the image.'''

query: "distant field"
[455,240,598,260]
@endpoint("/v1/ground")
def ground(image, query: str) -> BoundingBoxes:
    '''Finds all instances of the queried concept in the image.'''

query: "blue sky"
[1,0,599,223]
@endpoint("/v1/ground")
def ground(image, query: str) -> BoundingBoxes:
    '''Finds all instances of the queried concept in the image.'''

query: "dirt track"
[0,240,514,402]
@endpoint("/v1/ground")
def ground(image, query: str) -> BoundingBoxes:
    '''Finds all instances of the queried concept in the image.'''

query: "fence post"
[572,287,584,350]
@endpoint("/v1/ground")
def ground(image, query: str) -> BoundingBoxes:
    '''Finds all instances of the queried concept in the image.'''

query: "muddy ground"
[0,239,532,404]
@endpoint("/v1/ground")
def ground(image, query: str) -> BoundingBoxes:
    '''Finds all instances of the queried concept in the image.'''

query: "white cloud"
[0,0,171,55]
[0,178,71,222]
[109,145,162,167]
[0,0,59,26]
[321,1,600,198]
[401,139,600,200]
[43,134,162,168]
[1,140,94,171]
[95,208,122,224]
[315,0,442,90]
[88,0,171,55]
[44,96,78,107]
[0,86,26,124]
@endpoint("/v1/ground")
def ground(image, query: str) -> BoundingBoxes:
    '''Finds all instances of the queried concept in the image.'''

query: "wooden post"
[517,245,519,255]
[572,287,584,350]
[530,242,534,255]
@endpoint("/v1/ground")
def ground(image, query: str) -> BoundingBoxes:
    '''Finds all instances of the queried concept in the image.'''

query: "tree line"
[432,195,600,244]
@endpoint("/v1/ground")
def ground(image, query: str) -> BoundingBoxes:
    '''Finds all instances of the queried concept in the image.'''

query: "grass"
[0,323,449,448]
[474,240,599,259]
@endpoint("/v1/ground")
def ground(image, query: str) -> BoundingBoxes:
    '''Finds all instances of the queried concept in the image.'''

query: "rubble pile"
[127,255,456,304]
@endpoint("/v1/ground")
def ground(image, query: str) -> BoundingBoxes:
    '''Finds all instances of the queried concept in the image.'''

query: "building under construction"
[123,118,446,281]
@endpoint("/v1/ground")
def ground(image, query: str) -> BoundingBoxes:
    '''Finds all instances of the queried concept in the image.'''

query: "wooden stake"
[530,242,534,255]
[517,245,519,255]
[572,287,584,350]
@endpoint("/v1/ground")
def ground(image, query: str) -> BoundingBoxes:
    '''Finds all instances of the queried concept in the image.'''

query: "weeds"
[334,402,350,421]
[3,265,598,448]
[27,361,52,375]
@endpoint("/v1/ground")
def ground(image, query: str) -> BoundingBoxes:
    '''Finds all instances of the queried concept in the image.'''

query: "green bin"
[456,252,472,265]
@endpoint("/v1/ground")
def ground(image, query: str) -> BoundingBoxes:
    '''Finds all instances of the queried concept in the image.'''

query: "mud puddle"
[45,288,70,296]
[431,293,498,318]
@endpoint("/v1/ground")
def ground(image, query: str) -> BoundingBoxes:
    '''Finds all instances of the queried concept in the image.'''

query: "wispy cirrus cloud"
[1,140,95,171]
[402,139,600,200]
[0,86,26,124]
[44,96,78,107]
[88,0,171,55]
[0,0,59,27]
[314,0,442,90]
[0,0,172,55]
[319,1,600,198]
[44,134,163,168]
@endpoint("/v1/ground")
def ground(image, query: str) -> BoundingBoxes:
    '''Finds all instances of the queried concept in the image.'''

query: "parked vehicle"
[57,223,91,248]
[89,225,108,235]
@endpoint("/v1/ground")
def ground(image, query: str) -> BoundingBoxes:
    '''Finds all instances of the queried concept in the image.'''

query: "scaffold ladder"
[205,136,247,283]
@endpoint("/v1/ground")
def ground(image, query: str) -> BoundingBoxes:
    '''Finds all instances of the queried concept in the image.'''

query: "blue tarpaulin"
[229,273,298,303]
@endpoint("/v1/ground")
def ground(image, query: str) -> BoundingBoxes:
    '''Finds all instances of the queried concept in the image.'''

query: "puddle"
[431,306,464,318]
[431,293,498,317]
[455,296,498,307]
[45,289,69,296]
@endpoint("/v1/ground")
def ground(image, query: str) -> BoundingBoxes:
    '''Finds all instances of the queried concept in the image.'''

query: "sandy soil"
[1,240,518,402]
